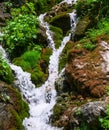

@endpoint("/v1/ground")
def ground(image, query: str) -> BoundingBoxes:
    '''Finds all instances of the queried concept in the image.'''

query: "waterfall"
[0,0,77,130]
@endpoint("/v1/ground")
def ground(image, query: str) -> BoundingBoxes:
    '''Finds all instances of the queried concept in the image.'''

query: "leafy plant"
[0,58,14,83]
[80,38,96,51]
[86,18,109,39]
[3,14,38,51]
[11,2,36,16]
[2,2,39,57]
[76,107,82,115]
[99,105,109,129]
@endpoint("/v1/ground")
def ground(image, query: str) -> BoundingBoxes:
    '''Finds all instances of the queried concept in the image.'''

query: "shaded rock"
[50,13,71,35]
[0,3,11,27]
[0,81,29,130]
[55,69,70,95]
[74,16,91,41]
[36,25,48,46]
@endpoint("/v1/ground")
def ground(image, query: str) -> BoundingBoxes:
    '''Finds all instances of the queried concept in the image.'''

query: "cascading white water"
[62,0,77,4]
[0,1,77,130]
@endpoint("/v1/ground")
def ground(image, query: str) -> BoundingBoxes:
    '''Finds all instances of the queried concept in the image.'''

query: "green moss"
[8,86,29,121]
[13,47,50,87]
[59,41,74,71]
[50,25,63,49]
[52,103,65,121]
[31,65,45,87]
[0,59,14,84]
[9,106,24,130]
[0,82,29,130]
[41,47,52,63]
[50,13,70,35]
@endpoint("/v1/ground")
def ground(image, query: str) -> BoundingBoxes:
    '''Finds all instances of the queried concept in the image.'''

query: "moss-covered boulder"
[13,47,52,87]
[0,59,14,84]
[50,13,71,35]
[59,41,74,71]
[74,16,91,41]
[36,25,48,47]
[50,25,63,49]
[0,81,29,130]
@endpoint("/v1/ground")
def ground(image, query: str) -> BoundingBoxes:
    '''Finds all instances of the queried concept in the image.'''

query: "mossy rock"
[0,59,14,84]
[74,15,91,41]
[40,47,52,67]
[12,47,51,87]
[0,81,29,130]
[30,65,46,87]
[59,41,74,71]
[50,25,63,49]
[52,103,66,123]
[50,13,70,35]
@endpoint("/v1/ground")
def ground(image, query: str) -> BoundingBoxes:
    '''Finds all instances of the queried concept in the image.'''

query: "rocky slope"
[50,0,109,130]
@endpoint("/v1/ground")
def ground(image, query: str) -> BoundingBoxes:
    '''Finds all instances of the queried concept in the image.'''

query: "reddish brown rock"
[65,41,109,98]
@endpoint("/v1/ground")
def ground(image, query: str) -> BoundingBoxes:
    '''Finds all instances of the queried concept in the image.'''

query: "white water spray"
[0,1,77,130]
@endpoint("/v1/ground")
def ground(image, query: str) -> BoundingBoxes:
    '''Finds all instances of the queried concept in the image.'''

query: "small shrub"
[2,2,39,57]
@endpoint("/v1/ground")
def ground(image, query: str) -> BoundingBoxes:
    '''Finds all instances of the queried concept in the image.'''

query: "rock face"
[0,3,11,26]
[65,41,109,98]
[52,41,109,129]
[55,100,108,130]
[0,81,29,130]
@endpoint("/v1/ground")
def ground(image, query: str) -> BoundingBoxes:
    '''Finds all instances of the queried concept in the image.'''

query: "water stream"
[0,0,77,130]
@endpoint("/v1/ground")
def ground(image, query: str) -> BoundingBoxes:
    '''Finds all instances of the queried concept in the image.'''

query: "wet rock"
[55,69,70,95]
[36,25,48,46]
[0,3,11,27]
[50,13,71,35]
[56,100,108,130]
[44,2,74,22]
[0,81,29,130]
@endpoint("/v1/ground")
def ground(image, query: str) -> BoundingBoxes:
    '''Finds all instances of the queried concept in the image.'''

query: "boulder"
[0,81,29,130]
[56,99,109,130]
[65,41,109,98]
[0,3,11,27]
[74,16,91,41]
[36,25,48,46]
[50,13,71,35]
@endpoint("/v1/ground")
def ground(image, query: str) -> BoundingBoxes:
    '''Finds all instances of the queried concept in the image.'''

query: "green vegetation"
[59,41,74,71]
[80,38,96,51]
[0,57,14,84]
[86,19,109,39]
[50,25,63,49]
[2,2,39,57]
[76,0,109,19]
[99,105,109,129]
[22,50,41,68]
[23,0,63,14]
